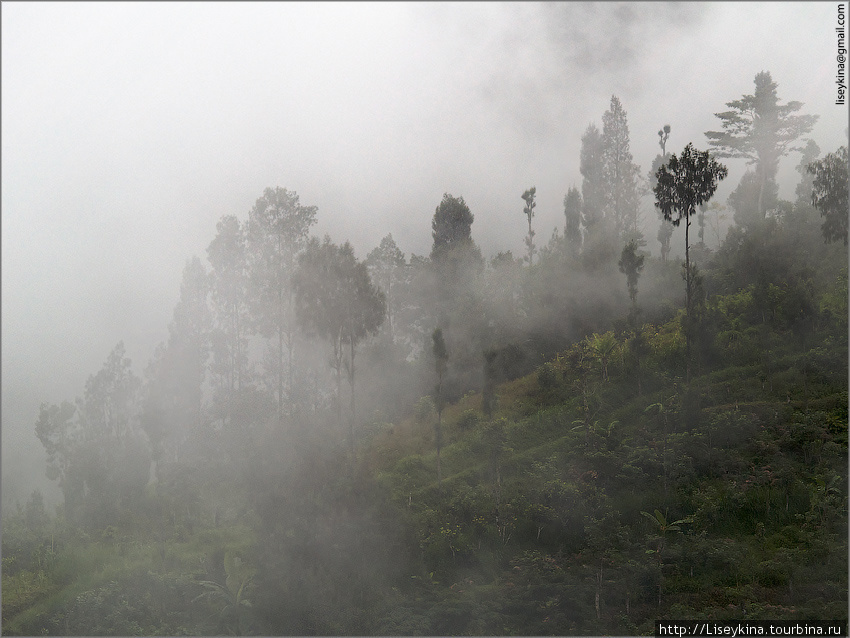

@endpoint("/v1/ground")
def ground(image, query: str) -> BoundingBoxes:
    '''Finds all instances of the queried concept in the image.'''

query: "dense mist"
[3,2,848,635]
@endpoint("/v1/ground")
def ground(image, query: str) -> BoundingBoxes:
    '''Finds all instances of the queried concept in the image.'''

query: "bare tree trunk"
[684,215,692,383]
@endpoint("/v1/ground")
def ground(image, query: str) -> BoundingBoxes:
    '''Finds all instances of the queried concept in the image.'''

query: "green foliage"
[808,145,849,245]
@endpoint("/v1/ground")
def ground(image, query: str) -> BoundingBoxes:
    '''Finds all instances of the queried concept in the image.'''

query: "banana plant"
[193,551,256,635]
[641,509,692,607]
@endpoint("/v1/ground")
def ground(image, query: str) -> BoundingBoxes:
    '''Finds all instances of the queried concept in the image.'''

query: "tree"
[705,71,818,217]
[807,146,848,245]
[37,343,148,528]
[602,96,642,243]
[168,257,211,432]
[580,124,606,234]
[618,239,645,317]
[246,187,318,422]
[649,127,675,262]
[521,186,537,266]
[207,215,252,409]
[293,237,385,451]
[432,327,449,484]
[727,169,778,230]
[640,509,692,607]
[563,186,583,254]
[430,193,475,263]
[366,234,407,342]
[658,124,671,156]
[34,401,79,517]
[653,143,727,380]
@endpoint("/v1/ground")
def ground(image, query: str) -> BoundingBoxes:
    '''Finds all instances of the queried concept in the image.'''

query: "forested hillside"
[3,71,847,636]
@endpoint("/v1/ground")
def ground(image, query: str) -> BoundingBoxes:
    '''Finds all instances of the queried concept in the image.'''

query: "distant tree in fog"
[36,343,148,528]
[139,258,212,478]
[366,234,407,341]
[430,193,475,262]
[521,186,537,266]
[293,236,385,451]
[580,124,605,235]
[654,143,727,380]
[602,96,641,244]
[207,215,252,411]
[563,186,583,254]
[706,71,818,218]
[658,124,671,156]
[246,187,317,422]
[169,257,212,431]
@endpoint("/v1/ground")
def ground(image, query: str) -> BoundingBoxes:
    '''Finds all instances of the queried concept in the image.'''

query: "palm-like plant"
[588,331,619,381]
[194,551,256,635]
[641,509,692,607]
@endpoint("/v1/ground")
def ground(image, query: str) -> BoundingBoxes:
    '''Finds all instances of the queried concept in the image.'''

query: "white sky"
[2,1,846,502]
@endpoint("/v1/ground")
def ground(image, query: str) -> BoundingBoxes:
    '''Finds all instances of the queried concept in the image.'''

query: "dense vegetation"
[3,71,847,636]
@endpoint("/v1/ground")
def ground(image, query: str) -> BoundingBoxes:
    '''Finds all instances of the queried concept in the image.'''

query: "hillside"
[3,263,847,635]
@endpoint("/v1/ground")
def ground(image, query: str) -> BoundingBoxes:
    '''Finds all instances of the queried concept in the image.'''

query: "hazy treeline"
[4,69,847,635]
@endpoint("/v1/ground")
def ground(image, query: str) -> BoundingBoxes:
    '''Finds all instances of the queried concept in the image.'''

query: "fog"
[2,0,844,514]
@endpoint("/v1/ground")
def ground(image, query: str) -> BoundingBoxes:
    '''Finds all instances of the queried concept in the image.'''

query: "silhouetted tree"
[807,146,849,245]
[521,186,537,266]
[658,124,671,156]
[618,239,645,316]
[649,125,674,262]
[706,71,818,217]
[654,143,727,380]
[430,193,474,263]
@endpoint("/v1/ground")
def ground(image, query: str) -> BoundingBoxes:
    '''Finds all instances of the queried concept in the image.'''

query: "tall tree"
[432,327,449,484]
[366,234,407,342]
[35,401,79,518]
[705,71,818,217]
[169,256,212,433]
[207,215,252,407]
[563,186,583,254]
[521,186,537,266]
[246,187,317,422]
[658,124,671,156]
[293,236,385,451]
[807,145,849,245]
[650,125,674,262]
[727,169,777,230]
[430,193,483,311]
[602,96,641,243]
[654,143,727,380]
[430,193,475,263]
[580,123,606,234]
